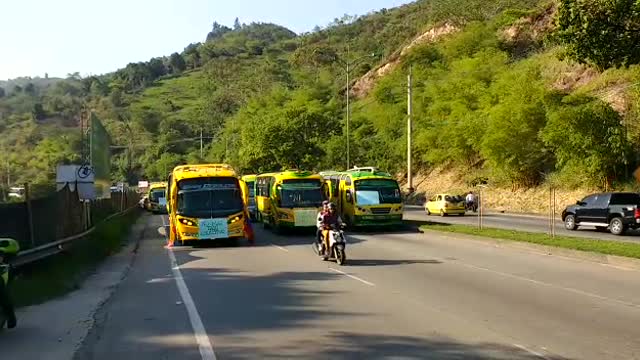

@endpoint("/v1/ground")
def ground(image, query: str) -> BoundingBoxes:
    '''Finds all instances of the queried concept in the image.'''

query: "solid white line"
[513,344,550,360]
[161,215,217,360]
[329,267,375,286]
[169,251,217,360]
[272,244,290,252]
[460,262,640,309]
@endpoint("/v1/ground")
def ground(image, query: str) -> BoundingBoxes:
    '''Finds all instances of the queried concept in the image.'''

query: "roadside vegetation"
[2,0,640,196]
[11,210,140,307]
[419,221,640,259]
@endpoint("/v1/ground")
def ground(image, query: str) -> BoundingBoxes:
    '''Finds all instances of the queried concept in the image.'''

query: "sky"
[0,0,412,80]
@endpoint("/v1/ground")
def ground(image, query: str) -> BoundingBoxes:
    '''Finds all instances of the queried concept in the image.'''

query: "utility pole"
[200,128,204,159]
[346,59,350,170]
[407,65,413,193]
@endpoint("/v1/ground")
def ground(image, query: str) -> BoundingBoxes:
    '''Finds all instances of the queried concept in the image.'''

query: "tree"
[206,21,231,42]
[556,0,640,69]
[234,17,241,30]
[24,82,36,95]
[183,43,202,69]
[0,87,5,98]
[12,85,22,95]
[148,57,167,78]
[168,53,186,73]
[542,96,631,187]
[31,103,46,121]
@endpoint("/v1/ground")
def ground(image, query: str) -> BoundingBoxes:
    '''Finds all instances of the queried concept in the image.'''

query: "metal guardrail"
[12,206,139,268]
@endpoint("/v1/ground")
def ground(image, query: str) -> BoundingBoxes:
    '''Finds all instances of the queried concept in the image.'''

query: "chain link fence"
[0,185,140,250]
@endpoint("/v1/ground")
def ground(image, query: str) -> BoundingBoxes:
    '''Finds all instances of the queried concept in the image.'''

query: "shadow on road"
[344,259,443,266]
[172,252,364,336]
[219,332,571,359]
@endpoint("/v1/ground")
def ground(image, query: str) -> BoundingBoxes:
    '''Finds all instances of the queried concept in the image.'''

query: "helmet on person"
[0,238,19,256]
[322,200,329,207]
[328,202,337,211]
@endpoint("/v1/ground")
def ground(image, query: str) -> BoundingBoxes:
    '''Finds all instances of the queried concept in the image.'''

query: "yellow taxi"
[425,194,465,216]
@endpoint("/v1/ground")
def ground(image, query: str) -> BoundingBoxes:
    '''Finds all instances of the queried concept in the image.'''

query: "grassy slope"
[419,221,640,259]
[11,210,140,307]
[130,70,206,123]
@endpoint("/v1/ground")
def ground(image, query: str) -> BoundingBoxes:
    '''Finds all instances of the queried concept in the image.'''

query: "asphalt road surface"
[405,205,640,243]
[74,214,640,360]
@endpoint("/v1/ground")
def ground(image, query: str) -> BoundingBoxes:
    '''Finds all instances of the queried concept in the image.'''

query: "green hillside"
[2,0,640,195]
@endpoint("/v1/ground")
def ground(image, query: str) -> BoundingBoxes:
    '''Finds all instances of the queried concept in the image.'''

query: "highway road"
[74,214,640,360]
[405,205,640,242]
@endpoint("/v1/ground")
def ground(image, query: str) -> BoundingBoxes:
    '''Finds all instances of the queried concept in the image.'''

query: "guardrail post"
[25,183,36,249]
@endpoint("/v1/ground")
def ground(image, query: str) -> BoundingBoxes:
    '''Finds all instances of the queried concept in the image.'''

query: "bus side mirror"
[346,190,353,204]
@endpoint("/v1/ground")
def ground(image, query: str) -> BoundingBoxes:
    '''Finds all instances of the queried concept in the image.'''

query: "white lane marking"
[161,216,217,360]
[329,267,375,286]
[272,244,289,252]
[459,262,640,309]
[513,344,550,360]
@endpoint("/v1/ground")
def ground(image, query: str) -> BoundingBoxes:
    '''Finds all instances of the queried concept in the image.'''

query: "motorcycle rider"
[0,239,19,329]
[465,191,476,211]
[321,202,343,257]
[316,201,330,247]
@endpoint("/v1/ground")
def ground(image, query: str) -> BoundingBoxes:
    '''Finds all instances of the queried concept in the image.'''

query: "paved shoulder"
[74,215,199,360]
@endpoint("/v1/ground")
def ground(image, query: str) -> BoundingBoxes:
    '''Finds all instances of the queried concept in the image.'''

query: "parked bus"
[166,164,250,246]
[255,170,324,231]
[241,174,257,221]
[321,168,403,227]
[146,182,168,214]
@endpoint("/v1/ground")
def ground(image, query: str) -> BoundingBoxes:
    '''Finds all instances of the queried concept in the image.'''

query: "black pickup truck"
[562,192,640,235]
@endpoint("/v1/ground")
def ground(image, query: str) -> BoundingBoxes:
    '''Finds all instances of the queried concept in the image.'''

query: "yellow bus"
[321,168,403,227]
[241,174,257,220]
[255,170,324,231]
[146,182,168,214]
[166,164,250,246]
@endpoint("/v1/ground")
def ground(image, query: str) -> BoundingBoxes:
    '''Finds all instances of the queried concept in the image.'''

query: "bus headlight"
[179,218,197,226]
[228,214,244,224]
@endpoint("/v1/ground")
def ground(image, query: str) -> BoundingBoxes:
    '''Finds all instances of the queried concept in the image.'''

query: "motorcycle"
[0,238,19,331]
[313,224,347,266]
[465,199,478,213]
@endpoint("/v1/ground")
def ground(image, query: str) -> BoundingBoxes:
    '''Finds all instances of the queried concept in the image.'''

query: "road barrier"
[1,185,140,266]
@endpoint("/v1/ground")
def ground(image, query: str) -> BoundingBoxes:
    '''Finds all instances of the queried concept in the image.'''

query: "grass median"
[11,209,141,307]
[416,221,640,260]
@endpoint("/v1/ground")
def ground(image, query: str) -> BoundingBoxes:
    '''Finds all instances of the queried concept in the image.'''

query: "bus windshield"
[354,179,402,205]
[278,179,323,208]
[149,188,165,202]
[246,181,255,198]
[176,177,244,218]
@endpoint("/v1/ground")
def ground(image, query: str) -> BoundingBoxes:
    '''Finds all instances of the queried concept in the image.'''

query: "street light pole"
[336,51,378,171]
[346,61,350,170]
[407,65,413,193]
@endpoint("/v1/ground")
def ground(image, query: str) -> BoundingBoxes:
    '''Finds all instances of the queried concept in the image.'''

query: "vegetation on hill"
[2,0,640,197]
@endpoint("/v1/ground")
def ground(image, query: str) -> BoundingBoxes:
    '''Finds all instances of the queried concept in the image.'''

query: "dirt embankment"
[350,23,458,99]
[401,167,594,215]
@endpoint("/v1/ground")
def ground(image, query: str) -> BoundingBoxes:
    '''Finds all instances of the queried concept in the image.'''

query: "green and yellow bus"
[321,168,403,227]
[255,170,324,231]
[241,174,257,220]
[166,164,250,246]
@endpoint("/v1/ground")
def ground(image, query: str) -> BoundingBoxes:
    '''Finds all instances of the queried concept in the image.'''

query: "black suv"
[562,192,640,235]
